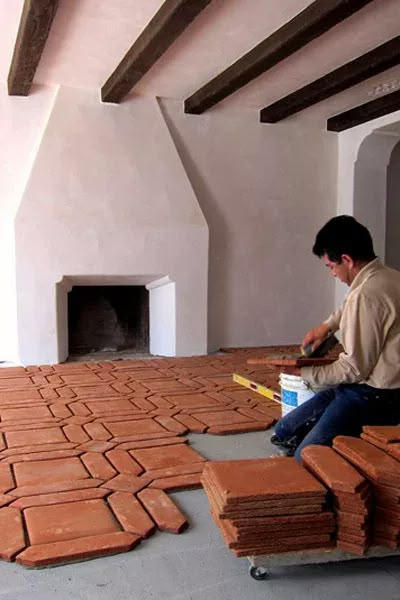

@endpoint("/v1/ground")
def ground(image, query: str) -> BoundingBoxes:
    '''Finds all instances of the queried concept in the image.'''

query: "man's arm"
[301,306,342,351]
[301,294,386,387]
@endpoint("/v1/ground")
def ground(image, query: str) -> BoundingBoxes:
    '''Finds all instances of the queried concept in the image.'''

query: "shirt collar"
[349,257,382,293]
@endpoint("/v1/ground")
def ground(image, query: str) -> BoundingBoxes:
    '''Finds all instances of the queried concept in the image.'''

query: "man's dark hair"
[312,215,376,263]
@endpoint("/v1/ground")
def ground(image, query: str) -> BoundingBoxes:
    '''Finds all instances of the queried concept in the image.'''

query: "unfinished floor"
[0,352,399,597]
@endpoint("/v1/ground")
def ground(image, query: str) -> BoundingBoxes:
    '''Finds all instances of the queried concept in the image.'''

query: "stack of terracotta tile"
[361,425,400,460]
[201,457,335,557]
[334,435,400,549]
[301,445,372,556]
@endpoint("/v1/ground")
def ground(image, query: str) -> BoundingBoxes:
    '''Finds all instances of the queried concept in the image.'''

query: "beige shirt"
[301,259,400,389]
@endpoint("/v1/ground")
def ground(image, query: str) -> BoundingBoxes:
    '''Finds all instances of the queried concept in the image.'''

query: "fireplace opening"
[68,286,149,356]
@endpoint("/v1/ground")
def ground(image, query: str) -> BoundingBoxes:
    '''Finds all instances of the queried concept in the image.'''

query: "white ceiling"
[1,0,400,123]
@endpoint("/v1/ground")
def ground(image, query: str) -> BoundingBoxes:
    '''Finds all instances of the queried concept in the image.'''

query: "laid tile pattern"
[0,349,283,567]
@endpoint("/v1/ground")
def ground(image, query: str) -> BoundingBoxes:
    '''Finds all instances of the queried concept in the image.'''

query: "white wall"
[0,84,57,362]
[386,141,400,270]
[159,100,338,350]
[14,88,208,365]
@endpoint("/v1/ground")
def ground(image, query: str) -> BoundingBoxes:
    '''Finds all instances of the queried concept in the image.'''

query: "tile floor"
[0,348,285,568]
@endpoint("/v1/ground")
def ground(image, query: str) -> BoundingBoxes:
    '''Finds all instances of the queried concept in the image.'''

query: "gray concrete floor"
[1,431,400,600]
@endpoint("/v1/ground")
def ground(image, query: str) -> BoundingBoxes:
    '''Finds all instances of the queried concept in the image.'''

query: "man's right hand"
[302,322,331,352]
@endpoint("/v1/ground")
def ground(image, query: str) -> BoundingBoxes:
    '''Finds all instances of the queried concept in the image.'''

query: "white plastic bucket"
[279,373,326,417]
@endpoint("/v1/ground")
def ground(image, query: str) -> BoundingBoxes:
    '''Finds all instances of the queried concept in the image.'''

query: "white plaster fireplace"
[13,88,208,365]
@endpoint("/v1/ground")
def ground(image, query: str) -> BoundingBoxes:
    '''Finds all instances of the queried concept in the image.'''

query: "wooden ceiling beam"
[101,0,213,104]
[327,89,400,132]
[260,36,400,123]
[8,0,60,96]
[184,0,376,115]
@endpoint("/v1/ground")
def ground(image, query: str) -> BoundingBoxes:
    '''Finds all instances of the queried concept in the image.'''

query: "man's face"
[322,254,353,286]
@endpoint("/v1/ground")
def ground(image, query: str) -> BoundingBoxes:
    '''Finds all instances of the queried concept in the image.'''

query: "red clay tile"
[145,463,205,480]
[154,416,188,434]
[0,390,42,403]
[63,424,90,444]
[5,426,67,448]
[0,507,26,560]
[54,387,76,399]
[76,441,115,453]
[126,437,187,450]
[0,464,15,493]
[130,444,207,472]
[0,377,33,388]
[16,532,140,567]
[49,404,73,419]
[363,426,400,444]
[84,422,112,441]
[81,452,117,480]
[301,445,367,493]
[174,414,207,433]
[105,419,168,438]
[164,393,222,410]
[108,492,156,537]
[25,499,120,544]
[0,405,52,421]
[0,495,12,507]
[69,402,91,416]
[10,488,108,509]
[14,457,89,487]
[102,474,151,494]
[193,410,254,427]
[388,444,400,461]
[106,450,143,476]
[9,478,104,498]
[3,450,82,464]
[138,488,188,533]
[60,373,103,385]
[39,387,61,400]
[149,473,203,492]
[207,422,269,434]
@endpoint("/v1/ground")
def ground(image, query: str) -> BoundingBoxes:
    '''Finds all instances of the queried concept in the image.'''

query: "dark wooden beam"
[184,0,376,115]
[101,0,213,104]
[260,36,400,123]
[8,0,60,96]
[327,89,400,132]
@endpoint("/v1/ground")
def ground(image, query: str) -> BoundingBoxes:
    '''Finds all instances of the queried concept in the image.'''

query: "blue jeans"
[274,383,400,462]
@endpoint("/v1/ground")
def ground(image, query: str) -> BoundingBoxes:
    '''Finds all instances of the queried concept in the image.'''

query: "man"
[272,215,400,461]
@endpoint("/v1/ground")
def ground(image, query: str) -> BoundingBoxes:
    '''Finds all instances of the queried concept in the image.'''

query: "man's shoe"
[270,434,288,447]
[270,446,295,458]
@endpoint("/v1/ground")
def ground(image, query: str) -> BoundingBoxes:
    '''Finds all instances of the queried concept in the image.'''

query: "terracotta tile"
[39,387,60,400]
[25,499,120,544]
[54,387,76,399]
[70,384,120,399]
[85,399,141,415]
[63,424,90,444]
[0,507,26,560]
[0,377,33,388]
[0,422,60,433]
[0,494,12,507]
[124,369,169,380]
[0,367,27,377]
[95,413,149,424]
[302,445,367,493]
[76,441,115,453]
[9,478,104,498]
[130,443,207,471]
[14,457,89,487]
[145,396,173,409]
[3,450,82,464]
[84,422,112,441]
[61,416,94,426]
[5,426,67,448]
[388,444,400,461]
[10,488,108,509]
[145,463,205,480]
[0,463,15,493]
[174,414,207,433]
[49,404,73,419]
[60,373,103,385]
[101,474,151,494]
[154,416,188,434]
[333,436,400,486]
[138,488,188,533]
[163,393,221,410]
[140,380,194,393]
[52,364,91,373]
[193,410,252,427]
[0,405,52,421]
[69,402,91,416]
[105,418,168,438]
[149,473,202,492]
[363,425,400,444]
[108,492,156,537]
[360,432,388,450]
[207,422,270,434]
[106,450,143,476]
[130,398,156,411]
[81,452,117,480]
[46,375,64,385]
[127,437,187,450]
[203,458,326,504]
[116,432,181,449]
